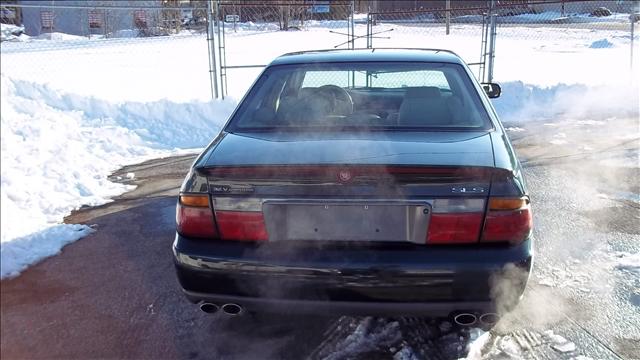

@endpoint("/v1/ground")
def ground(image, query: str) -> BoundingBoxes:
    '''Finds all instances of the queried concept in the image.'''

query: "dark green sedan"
[173,49,532,329]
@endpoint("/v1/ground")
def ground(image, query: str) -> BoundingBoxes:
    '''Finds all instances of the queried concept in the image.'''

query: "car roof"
[269,48,465,66]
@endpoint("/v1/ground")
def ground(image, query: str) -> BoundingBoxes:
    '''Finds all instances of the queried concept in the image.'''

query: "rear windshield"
[226,62,492,132]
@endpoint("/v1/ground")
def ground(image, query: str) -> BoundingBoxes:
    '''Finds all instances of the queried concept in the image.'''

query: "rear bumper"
[182,290,498,316]
[173,235,533,316]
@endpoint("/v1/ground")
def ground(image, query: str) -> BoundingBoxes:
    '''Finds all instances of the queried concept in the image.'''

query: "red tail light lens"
[177,194,268,242]
[176,194,218,238]
[216,211,268,241]
[427,213,483,244]
[481,197,532,244]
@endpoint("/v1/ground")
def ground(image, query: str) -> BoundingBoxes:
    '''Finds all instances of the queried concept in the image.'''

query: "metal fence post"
[206,0,218,99]
[366,13,372,48]
[487,0,497,83]
[631,13,636,74]
[216,0,227,99]
[350,0,355,49]
[445,0,450,35]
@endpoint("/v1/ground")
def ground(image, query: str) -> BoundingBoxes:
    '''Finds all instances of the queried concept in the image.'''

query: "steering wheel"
[315,85,354,116]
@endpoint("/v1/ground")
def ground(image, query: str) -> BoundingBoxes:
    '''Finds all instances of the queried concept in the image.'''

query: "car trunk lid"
[194,131,500,245]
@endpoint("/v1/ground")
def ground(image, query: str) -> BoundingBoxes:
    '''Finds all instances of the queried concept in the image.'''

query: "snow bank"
[33,32,86,41]
[503,11,633,24]
[615,252,640,274]
[10,79,237,149]
[0,225,94,279]
[492,81,640,122]
[589,38,615,48]
[0,23,28,42]
[0,76,235,278]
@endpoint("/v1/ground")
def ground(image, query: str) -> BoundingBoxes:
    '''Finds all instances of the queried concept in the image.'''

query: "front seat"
[398,87,450,126]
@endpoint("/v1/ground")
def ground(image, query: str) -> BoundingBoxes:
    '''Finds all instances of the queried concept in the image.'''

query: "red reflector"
[216,211,268,241]
[427,213,483,244]
[176,203,218,238]
[482,208,532,244]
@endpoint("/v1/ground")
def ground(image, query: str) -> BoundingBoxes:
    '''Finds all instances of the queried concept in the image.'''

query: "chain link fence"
[0,2,212,103]
[1,0,638,101]
[491,0,639,84]
[213,1,356,97]
[365,5,491,81]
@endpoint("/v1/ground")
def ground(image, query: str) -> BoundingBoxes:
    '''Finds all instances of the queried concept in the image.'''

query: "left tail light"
[176,194,218,238]
[177,194,268,241]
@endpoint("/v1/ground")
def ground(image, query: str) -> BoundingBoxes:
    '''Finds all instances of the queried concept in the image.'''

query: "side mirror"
[482,83,501,98]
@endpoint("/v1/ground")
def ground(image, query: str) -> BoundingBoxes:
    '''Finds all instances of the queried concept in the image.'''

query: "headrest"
[403,86,441,99]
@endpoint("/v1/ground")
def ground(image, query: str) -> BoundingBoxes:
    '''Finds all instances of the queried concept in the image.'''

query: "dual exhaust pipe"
[199,302,243,316]
[453,312,500,327]
[200,303,498,325]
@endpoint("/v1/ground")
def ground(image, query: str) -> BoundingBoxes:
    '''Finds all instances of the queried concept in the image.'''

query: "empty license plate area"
[263,201,432,243]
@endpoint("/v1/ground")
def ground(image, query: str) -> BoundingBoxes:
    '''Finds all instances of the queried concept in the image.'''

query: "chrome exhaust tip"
[453,313,478,326]
[221,303,243,316]
[199,302,220,314]
[479,312,500,326]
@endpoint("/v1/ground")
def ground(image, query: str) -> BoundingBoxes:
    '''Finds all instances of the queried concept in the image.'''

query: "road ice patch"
[458,329,490,360]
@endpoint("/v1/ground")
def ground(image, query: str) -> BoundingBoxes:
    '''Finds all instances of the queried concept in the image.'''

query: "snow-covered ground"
[0,75,235,278]
[0,23,28,42]
[1,20,638,279]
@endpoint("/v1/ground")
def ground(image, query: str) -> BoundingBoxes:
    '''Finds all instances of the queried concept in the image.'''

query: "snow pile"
[0,23,28,42]
[108,29,140,39]
[0,75,235,278]
[507,12,632,24]
[10,79,237,149]
[222,21,280,32]
[589,38,615,48]
[492,81,640,122]
[0,225,94,279]
[615,252,640,274]
[33,32,86,41]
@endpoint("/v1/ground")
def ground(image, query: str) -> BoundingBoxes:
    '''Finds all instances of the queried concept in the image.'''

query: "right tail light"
[481,197,532,244]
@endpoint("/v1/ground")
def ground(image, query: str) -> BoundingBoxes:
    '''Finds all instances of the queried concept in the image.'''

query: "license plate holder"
[263,201,431,243]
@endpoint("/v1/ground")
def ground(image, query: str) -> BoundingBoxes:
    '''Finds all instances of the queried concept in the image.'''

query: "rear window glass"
[227,62,491,132]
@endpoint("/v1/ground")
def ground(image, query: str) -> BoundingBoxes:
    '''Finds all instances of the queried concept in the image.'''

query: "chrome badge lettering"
[451,186,485,194]
[211,185,254,194]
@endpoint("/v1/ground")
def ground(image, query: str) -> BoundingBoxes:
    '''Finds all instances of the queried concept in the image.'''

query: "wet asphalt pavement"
[1,117,638,360]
